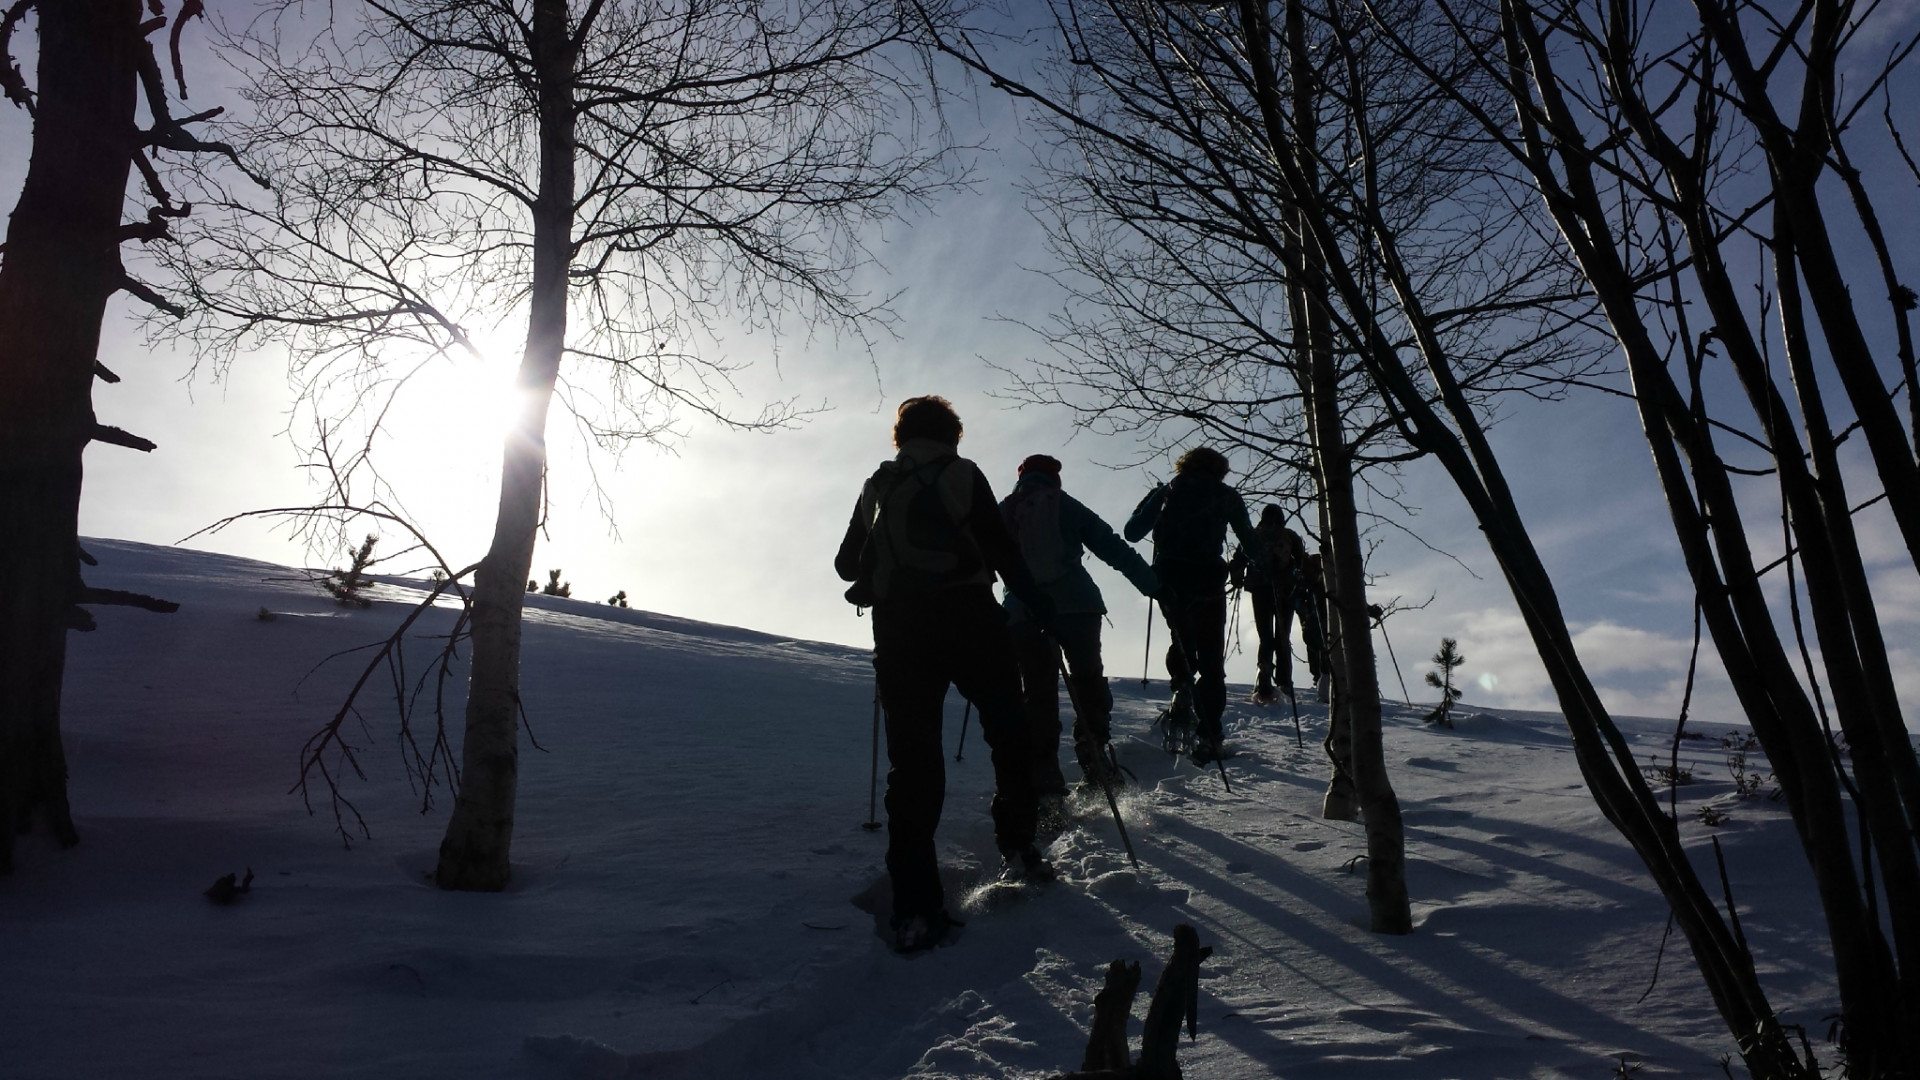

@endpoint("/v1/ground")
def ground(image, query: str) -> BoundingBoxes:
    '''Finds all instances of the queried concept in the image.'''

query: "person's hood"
[895,437,959,465]
[1014,470,1063,493]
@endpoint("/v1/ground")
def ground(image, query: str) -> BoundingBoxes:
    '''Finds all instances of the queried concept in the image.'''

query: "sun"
[367,325,527,563]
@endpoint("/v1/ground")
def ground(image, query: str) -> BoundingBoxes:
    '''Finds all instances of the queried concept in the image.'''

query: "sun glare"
[372,327,526,563]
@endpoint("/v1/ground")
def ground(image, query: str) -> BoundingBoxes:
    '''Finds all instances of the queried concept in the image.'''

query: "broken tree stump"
[1053,923,1213,1080]
[1081,958,1142,1072]
[1138,923,1212,1076]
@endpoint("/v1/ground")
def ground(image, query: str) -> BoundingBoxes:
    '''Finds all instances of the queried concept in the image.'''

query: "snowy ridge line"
[82,537,869,665]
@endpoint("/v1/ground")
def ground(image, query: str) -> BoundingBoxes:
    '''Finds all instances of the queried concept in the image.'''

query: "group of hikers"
[834,395,1331,954]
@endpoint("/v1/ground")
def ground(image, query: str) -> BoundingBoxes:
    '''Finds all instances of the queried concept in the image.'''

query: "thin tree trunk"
[1272,0,1409,933]
[0,0,143,872]
[435,0,575,891]
[1586,11,1920,1053]
[1305,323,1410,934]
[1277,3,1355,827]
[1297,286,1356,823]
[1691,0,1920,581]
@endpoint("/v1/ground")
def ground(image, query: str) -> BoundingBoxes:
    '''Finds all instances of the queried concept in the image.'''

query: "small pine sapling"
[541,570,571,598]
[323,534,379,608]
[1423,637,1466,728]
[606,590,628,608]
[1722,731,1767,798]
[527,579,538,593]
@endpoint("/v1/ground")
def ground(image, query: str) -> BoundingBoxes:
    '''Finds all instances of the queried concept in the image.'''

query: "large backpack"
[1152,475,1231,590]
[1003,482,1067,583]
[1247,520,1300,587]
[844,455,985,605]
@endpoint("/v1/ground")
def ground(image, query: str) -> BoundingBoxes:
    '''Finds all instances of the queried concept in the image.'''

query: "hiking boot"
[891,909,961,954]
[1191,735,1225,765]
[1251,682,1276,705]
[1078,743,1118,792]
[1036,792,1071,836]
[999,844,1058,886]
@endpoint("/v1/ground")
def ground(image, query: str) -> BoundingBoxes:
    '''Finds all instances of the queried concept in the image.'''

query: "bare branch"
[168,0,204,98]
[0,0,34,115]
[77,586,180,613]
[89,423,157,453]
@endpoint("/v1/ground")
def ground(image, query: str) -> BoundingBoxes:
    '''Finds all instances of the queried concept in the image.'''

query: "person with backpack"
[833,396,1058,954]
[998,454,1159,799]
[1123,447,1263,764]
[1229,504,1306,704]
[1297,550,1331,701]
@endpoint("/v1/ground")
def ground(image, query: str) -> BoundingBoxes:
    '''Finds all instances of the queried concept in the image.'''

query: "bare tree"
[159,0,965,890]
[0,0,239,872]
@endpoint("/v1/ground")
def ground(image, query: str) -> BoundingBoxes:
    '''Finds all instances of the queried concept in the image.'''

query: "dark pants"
[873,586,1037,921]
[1249,584,1296,690]
[1011,613,1111,794]
[1295,590,1327,683]
[1160,589,1227,742]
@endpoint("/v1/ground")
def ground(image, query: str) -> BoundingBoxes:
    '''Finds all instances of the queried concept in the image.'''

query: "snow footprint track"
[589,887,1147,1079]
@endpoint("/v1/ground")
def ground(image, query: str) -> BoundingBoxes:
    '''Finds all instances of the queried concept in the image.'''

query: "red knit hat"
[1017,454,1063,477]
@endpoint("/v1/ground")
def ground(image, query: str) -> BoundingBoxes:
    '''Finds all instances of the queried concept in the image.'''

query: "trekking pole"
[1161,616,1232,794]
[1226,582,1243,657]
[954,700,972,762]
[1371,604,1413,704]
[1286,685,1304,748]
[1140,598,1153,686]
[863,686,883,832]
[1055,642,1140,869]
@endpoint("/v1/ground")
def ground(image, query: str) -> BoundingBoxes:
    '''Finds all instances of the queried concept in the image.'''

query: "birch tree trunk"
[1275,0,1410,933]
[0,0,143,871]
[434,0,575,891]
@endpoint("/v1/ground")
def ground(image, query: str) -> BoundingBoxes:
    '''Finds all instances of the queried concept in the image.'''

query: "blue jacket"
[999,472,1157,623]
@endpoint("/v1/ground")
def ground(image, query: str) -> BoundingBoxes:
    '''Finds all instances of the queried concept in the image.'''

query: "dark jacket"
[998,471,1157,624]
[1124,473,1261,594]
[1230,521,1304,592]
[836,438,1045,610]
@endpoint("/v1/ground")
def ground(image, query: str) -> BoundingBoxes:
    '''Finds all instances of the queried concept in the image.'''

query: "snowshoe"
[964,845,1058,914]
[999,844,1058,886]
[1158,690,1198,755]
[891,909,963,955]
[1251,684,1276,705]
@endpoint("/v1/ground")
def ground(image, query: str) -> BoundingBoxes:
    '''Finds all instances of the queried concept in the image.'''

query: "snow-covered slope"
[2,539,1834,1079]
